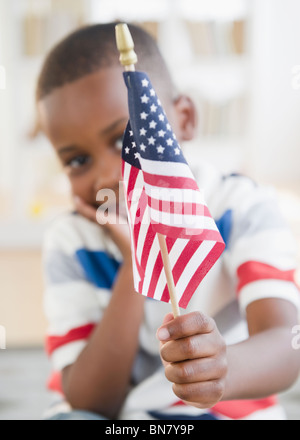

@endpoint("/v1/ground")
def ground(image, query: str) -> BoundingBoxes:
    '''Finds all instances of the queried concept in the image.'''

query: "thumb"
[156,313,174,342]
[157,313,174,369]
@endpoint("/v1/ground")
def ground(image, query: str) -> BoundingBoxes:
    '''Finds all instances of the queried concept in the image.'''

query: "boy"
[38,23,300,420]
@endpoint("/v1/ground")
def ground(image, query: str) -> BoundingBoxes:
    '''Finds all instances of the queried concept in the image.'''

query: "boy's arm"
[61,199,144,419]
[157,299,299,408]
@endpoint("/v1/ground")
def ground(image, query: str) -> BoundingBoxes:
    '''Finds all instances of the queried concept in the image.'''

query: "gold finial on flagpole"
[115,23,138,71]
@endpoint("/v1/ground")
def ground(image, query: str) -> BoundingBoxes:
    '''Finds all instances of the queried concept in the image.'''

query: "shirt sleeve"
[222,177,300,314]
[42,213,113,372]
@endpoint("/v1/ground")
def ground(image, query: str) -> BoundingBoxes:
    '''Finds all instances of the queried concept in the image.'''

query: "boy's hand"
[74,196,132,264]
[157,312,227,409]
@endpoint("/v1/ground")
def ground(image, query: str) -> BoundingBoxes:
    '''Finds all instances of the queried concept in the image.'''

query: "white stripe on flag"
[139,157,196,180]
[140,235,160,297]
[144,184,206,205]
[150,208,218,231]
[175,240,217,304]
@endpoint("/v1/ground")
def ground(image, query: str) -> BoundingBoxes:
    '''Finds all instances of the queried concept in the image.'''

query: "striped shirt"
[43,161,300,420]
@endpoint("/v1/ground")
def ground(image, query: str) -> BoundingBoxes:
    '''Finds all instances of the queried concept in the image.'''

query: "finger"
[74,197,97,223]
[158,314,175,368]
[172,380,225,409]
[160,332,224,363]
[101,220,132,260]
[165,357,228,385]
[156,313,175,343]
[157,312,215,343]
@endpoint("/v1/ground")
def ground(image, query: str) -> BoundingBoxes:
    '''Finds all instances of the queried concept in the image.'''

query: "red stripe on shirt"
[46,323,96,356]
[212,396,278,419]
[237,261,296,293]
[172,396,278,419]
[47,371,63,394]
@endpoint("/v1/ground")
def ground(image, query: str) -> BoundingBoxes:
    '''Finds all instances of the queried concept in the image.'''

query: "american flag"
[122,71,225,309]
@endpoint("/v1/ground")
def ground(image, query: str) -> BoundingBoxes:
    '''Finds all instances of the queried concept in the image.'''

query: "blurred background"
[0,0,299,420]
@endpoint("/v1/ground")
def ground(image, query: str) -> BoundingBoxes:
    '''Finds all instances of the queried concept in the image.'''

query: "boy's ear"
[173,95,198,142]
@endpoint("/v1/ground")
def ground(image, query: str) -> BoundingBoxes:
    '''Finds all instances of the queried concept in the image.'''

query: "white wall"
[249,0,300,185]
[0,0,17,191]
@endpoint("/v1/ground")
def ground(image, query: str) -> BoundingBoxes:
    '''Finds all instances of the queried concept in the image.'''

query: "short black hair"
[36,22,176,102]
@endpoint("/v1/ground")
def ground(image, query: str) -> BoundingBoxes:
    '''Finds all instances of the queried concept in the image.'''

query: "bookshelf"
[0,0,251,247]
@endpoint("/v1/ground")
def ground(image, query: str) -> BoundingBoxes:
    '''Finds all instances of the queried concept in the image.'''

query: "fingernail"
[156,327,170,341]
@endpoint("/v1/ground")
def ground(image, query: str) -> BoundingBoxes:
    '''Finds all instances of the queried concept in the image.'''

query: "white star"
[157,145,165,154]
[150,104,158,113]
[166,123,171,131]
[158,114,165,122]
[125,147,130,154]
[140,112,148,120]
[174,148,181,155]
[149,120,157,129]
[140,128,147,136]
[134,152,141,160]
[167,138,174,146]
[140,143,147,152]
[132,142,136,148]
[157,99,162,106]
[158,130,166,138]
[148,136,156,146]
[150,88,155,96]
[142,78,149,87]
[129,130,134,137]
[173,133,177,140]
[141,94,150,104]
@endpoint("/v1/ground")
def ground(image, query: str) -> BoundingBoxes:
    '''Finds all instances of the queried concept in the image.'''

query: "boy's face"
[38,67,188,211]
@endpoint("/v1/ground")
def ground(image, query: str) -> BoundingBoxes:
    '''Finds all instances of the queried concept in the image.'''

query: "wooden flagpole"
[116,23,180,318]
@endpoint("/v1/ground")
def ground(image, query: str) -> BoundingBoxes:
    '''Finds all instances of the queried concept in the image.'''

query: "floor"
[0,348,299,420]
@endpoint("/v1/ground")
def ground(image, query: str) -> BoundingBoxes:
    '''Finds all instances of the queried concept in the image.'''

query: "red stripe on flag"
[151,222,223,242]
[148,196,209,217]
[146,250,164,299]
[237,261,296,293]
[179,241,225,308]
[46,323,96,356]
[138,226,156,294]
[126,166,140,210]
[143,172,199,191]
[160,240,202,303]
[133,189,148,242]
[147,238,176,300]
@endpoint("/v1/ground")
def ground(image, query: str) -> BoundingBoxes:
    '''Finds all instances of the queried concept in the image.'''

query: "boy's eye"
[66,155,91,169]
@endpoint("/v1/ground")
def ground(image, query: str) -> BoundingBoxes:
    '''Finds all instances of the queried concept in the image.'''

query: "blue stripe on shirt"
[215,209,233,249]
[148,410,219,420]
[76,249,121,289]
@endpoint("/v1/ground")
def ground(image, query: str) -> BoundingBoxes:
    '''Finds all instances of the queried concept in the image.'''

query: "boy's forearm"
[223,327,300,401]
[62,262,144,419]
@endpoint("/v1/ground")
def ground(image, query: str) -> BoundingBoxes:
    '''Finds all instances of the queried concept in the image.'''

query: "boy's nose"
[93,155,122,193]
